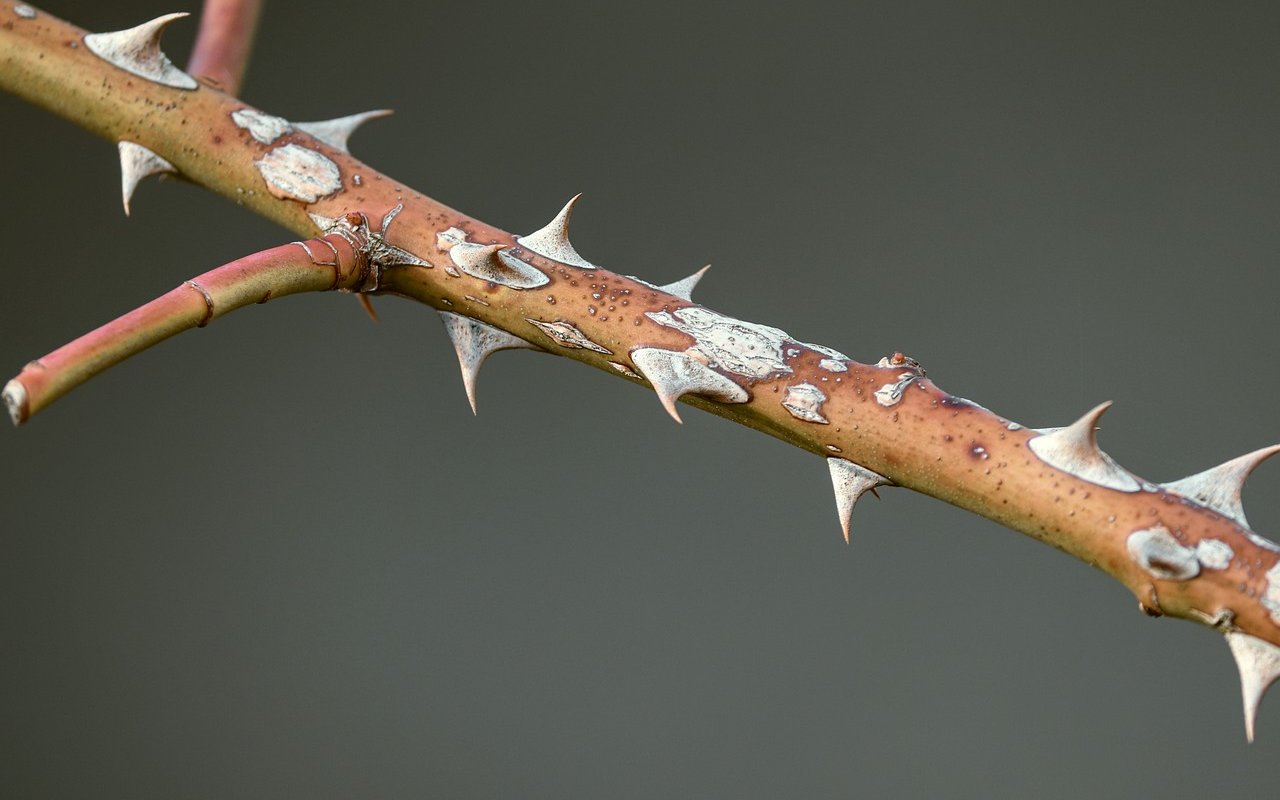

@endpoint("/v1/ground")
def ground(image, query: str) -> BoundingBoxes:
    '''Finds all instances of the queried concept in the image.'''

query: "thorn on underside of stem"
[827,458,889,544]
[438,312,539,415]
[628,348,748,424]
[117,142,176,216]
[1226,631,1280,743]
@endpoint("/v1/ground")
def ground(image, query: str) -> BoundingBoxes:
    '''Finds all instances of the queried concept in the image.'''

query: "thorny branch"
[3,2,1280,742]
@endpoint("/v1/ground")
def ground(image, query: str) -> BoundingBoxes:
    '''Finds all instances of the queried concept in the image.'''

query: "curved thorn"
[828,458,889,543]
[117,141,176,216]
[296,109,394,153]
[1027,400,1140,492]
[439,312,538,414]
[629,348,749,424]
[658,265,711,301]
[1226,631,1280,743]
[84,13,198,91]
[517,194,597,268]
[1163,444,1280,528]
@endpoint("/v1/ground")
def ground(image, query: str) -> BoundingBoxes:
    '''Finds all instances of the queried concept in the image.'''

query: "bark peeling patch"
[805,342,850,365]
[1196,538,1234,570]
[645,307,792,380]
[610,362,642,379]
[1264,562,1280,626]
[526,319,612,354]
[436,227,468,250]
[875,373,917,407]
[782,383,829,424]
[254,144,341,203]
[232,108,292,144]
[1127,526,1199,581]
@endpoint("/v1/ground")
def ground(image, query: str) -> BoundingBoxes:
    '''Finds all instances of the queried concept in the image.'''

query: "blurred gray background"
[3,1,1279,797]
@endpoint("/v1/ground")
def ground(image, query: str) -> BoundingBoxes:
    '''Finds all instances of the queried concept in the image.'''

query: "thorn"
[84,13,198,91]
[117,141,176,216]
[1162,445,1280,528]
[357,295,378,322]
[1226,631,1280,742]
[438,311,538,414]
[448,243,505,280]
[380,203,405,234]
[658,265,711,301]
[449,243,548,289]
[452,242,504,265]
[629,348,749,424]
[296,109,394,153]
[1027,400,1140,492]
[516,194,598,268]
[308,212,339,232]
[827,458,890,544]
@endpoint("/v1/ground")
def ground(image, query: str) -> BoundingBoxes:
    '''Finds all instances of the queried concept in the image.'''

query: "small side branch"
[186,0,263,94]
[4,232,365,425]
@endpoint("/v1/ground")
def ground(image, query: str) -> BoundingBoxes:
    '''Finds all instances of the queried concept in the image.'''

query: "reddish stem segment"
[186,0,263,94]
[6,233,364,423]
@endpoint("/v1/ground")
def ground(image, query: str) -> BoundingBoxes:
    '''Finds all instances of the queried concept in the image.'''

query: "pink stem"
[5,232,364,425]
[186,0,264,94]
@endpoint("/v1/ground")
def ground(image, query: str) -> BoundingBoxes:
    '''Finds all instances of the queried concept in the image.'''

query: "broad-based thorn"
[1162,445,1280,528]
[117,141,176,216]
[827,458,889,543]
[449,242,548,289]
[357,295,378,323]
[1226,631,1280,742]
[1027,400,1140,492]
[84,13,198,91]
[517,194,598,268]
[296,110,394,154]
[439,311,539,414]
[629,348,749,423]
[658,265,711,302]
[450,243,504,274]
